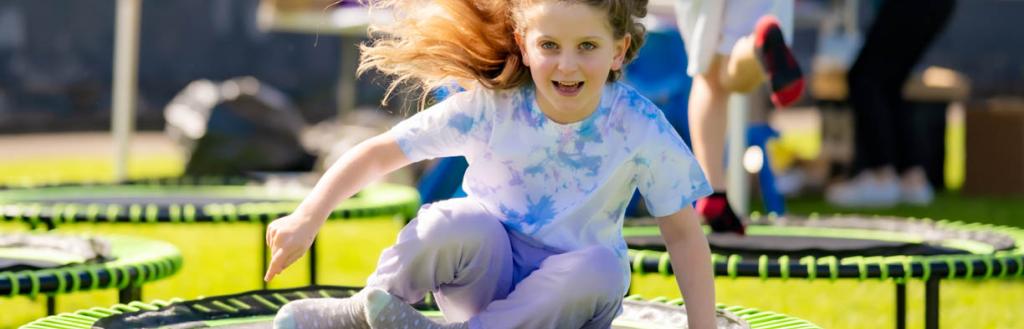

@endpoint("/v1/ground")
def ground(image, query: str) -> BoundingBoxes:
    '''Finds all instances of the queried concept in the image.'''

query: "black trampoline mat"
[627,234,968,258]
[162,310,741,329]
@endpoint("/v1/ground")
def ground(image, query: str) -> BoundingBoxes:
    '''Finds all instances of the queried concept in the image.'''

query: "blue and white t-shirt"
[389,82,712,290]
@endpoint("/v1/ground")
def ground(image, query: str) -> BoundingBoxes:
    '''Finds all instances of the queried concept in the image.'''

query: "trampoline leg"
[262,222,269,290]
[925,277,940,329]
[310,238,318,285]
[895,282,906,329]
[46,296,56,315]
[118,286,141,304]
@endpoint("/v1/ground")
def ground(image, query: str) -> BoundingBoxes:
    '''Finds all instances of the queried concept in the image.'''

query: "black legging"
[849,0,956,175]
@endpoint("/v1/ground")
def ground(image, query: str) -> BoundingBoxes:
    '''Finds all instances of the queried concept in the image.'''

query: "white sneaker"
[901,183,934,206]
[899,168,934,206]
[825,172,901,208]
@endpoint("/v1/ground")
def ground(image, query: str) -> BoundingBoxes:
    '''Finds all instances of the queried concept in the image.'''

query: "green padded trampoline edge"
[21,291,821,329]
[0,183,420,225]
[626,214,1024,281]
[1,234,182,298]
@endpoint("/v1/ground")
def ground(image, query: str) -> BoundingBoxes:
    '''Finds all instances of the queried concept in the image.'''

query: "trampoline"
[624,214,1024,329]
[0,233,181,315]
[21,285,821,329]
[0,178,420,288]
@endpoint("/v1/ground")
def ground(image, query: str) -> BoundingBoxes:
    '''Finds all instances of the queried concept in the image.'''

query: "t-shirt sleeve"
[634,110,713,217]
[387,87,491,162]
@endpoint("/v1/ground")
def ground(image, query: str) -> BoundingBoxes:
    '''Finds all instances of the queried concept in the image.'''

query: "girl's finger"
[265,248,286,282]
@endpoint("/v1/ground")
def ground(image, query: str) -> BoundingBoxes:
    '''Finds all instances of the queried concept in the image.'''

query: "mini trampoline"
[0,233,181,315]
[0,178,420,288]
[21,285,822,329]
[624,214,1024,329]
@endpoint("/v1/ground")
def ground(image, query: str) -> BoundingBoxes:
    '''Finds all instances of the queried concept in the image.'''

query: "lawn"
[3,154,1024,328]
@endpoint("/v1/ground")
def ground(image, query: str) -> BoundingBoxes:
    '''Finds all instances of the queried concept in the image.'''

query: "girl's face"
[516,2,630,124]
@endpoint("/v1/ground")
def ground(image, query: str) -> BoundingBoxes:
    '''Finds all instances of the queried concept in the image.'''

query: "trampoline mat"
[91,287,751,329]
[0,233,111,271]
[627,234,967,258]
[144,300,749,329]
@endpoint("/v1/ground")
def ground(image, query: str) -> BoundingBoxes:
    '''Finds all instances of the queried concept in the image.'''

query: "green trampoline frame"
[1,234,182,316]
[624,214,1024,329]
[0,178,420,289]
[20,286,822,329]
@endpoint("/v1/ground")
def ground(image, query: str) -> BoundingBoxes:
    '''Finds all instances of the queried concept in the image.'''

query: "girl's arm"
[264,133,411,281]
[656,206,716,329]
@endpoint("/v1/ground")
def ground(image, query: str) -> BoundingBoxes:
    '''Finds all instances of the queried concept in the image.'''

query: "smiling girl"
[264,0,717,328]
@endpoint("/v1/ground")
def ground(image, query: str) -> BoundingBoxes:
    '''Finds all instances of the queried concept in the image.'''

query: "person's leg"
[883,0,956,205]
[715,1,803,107]
[366,198,514,322]
[470,246,626,329]
[274,198,513,328]
[690,56,746,234]
[828,0,955,207]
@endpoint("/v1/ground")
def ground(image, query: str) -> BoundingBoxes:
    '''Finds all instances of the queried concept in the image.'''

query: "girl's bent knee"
[417,200,505,242]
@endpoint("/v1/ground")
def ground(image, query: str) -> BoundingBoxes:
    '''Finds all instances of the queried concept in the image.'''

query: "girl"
[265,0,717,328]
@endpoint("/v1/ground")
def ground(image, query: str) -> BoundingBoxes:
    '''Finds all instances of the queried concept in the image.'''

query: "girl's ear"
[611,34,631,71]
[515,33,531,67]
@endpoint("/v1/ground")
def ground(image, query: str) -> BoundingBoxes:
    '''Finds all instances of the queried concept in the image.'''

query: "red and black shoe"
[753,15,804,108]
[696,192,746,235]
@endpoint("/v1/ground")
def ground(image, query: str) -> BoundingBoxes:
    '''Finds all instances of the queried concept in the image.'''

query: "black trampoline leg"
[46,296,56,315]
[896,282,906,329]
[119,286,141,304]
[262,222,269,290]
[310,238,318,285]
[925,277,940,329]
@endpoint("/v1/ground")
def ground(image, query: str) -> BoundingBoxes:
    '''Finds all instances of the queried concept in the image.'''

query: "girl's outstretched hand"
[264,213,321,282]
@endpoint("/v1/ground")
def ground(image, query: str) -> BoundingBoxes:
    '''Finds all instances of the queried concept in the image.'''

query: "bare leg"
[690,56,746,234]
[689,55,730,192]
[721,36,766,93]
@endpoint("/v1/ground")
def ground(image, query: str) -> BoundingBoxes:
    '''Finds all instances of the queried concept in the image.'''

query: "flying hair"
[357,0,648,109]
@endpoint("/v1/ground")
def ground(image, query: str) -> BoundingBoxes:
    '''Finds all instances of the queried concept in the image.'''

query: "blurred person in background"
[674,0,804,234]
[826,0,956,208]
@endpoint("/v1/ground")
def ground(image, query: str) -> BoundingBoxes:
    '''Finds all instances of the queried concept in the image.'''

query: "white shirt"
[389,82,711,290]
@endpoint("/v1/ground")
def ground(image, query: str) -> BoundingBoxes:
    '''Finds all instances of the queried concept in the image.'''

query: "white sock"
[273,292,371,329]
[364,288,469,329]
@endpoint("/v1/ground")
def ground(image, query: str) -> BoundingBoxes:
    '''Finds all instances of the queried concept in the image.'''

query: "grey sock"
[273,292,371,329]
[364,288,469,329]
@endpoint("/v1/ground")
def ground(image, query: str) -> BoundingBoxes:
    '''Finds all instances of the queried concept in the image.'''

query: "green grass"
[0,155,183,186]
[3,147,1024,328]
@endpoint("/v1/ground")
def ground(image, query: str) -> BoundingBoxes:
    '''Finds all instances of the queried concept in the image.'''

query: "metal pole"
[726,94,750,215]
[118,286,142,304]
[309,238,318,285]
[112,0,142,183]
[895,282,906,329]
[262,221,269,290]
[46,296,56,315]
[925,277,940,329]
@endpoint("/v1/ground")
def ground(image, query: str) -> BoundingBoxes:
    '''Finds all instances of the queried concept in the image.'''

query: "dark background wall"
[0,0,1021,133]
[0,0,390,133]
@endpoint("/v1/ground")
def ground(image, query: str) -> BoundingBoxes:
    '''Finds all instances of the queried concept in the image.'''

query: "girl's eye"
[579,42,597,51]
[540,41,558,50]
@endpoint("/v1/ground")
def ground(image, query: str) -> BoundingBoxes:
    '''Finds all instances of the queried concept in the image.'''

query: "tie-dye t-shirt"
[389,82,711,290]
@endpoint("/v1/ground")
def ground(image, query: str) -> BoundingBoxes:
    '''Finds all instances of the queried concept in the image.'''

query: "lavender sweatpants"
[365,198,625,329]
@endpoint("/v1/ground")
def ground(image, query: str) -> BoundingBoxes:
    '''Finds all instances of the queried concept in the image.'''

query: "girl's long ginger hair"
[357,0,648,108]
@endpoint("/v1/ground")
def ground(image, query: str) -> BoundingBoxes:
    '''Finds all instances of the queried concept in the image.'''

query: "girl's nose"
[556,53,578,74]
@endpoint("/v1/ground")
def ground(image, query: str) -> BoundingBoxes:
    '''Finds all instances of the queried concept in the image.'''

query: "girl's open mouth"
[553,81,584,96]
